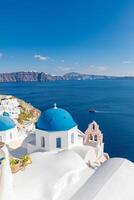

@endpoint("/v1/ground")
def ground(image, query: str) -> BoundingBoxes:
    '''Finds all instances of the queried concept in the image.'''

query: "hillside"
[0,95,41,125]
[0,71,131,82]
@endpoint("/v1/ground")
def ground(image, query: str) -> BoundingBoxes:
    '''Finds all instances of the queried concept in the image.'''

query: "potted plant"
[0,142,4,148]
[21,155,32,168]
[10,159,20,173]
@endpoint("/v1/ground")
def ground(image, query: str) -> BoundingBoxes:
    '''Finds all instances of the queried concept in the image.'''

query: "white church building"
[0,112,18,144]
[28,104,80,152]
[27,104,108,166]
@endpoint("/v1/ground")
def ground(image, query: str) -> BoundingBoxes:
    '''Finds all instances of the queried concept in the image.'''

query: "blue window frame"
[56,137,61,148]
[71,133,74,143]
[41,137,45,148]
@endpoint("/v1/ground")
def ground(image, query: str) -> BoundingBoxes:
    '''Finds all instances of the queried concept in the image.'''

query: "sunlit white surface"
[71,158,134,200]
[1,149,134,200]
[0,145,13,200]
[13,150,94,200]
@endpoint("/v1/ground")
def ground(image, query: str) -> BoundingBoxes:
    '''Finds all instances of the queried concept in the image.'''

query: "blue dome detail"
[3,112,10,117]
[37,107,77,132]
[0,115,16,131]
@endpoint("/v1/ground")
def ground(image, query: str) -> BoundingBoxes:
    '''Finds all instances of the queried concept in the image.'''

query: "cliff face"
[0,72,63,82]
[63,72,115,80]
[0,71,126,82]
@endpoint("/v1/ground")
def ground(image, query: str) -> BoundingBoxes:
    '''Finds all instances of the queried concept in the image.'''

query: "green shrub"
[10,159,20,166]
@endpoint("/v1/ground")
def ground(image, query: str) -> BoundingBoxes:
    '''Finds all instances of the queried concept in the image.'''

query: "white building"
[0,97,20,119]
[0,113,19,144]
[28,104,79,152]
[22,121,35,134]
[1,143,134,200]
[27,104,108,167]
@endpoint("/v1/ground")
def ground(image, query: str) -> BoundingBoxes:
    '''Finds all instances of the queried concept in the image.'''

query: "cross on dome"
[54,103,57,109]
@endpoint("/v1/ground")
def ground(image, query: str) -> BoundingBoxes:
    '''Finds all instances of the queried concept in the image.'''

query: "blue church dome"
[0,115,16,131]
[3,112,10,117]
[37,104,77,132]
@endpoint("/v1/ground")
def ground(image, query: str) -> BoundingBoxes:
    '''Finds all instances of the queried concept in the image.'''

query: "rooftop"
[37,104,77,132]
[0,114,16,131]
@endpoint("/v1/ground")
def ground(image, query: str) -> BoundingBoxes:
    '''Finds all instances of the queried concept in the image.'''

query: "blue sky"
[0,0,134,75]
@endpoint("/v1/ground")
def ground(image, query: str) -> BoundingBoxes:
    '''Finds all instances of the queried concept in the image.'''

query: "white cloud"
[98,66,107,71]
[0,53,3,58]
[89,65,95,68]
[61,59,65,63]
[122,60,132,64]
[58,66,72,72]
[34,54,49,61]
[81,65,110,75]
[74,62,79,65]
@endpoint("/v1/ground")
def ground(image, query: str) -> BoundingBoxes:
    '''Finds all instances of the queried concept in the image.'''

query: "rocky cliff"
[0,71,129,82]
[0,72,63,82]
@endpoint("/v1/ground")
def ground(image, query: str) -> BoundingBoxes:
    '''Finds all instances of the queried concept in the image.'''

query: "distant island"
[0,71,133,82]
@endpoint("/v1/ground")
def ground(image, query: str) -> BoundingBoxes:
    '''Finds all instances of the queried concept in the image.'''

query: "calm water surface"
[0,80,134,161]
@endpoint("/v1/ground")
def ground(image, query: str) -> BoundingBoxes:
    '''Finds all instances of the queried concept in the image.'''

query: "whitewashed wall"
[0,127,18,144]
[35,126,78,151]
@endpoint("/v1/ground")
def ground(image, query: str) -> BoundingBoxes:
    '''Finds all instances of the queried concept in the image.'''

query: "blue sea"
[0,80,134,161]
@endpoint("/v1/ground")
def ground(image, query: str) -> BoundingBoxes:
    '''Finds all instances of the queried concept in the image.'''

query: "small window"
[90,135,93,140]
[41,137,45,148]
[71,133,74,144]
[94,135,97,141]
[93,124,95,130]
[56,138,61,148]
[89,135,93,140]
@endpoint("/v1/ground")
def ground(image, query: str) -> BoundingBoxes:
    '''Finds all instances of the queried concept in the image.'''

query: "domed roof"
[0,114,16,131]
[3,112,10,117]
[37,104,77,132]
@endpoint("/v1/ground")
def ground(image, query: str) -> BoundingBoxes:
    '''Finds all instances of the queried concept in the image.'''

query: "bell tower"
[84,121,103,146]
